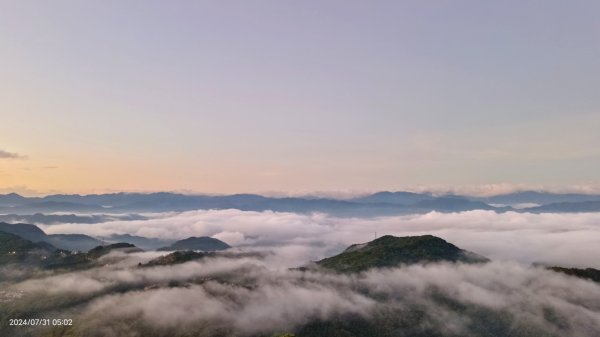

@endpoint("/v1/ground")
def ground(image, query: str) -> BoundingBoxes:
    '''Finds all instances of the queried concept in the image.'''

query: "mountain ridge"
[0,222,102,251]
[2,191,600,215]
[157,236,231,252]
[317,234,489,273]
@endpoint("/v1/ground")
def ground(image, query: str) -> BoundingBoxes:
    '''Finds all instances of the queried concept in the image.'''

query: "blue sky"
[1,1,599,194]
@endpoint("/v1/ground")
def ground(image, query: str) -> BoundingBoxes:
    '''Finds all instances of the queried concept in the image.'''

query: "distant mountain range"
[2,191,600,216]
[476,191,600,205]
[0,213,146,225]
[524,201,600,213]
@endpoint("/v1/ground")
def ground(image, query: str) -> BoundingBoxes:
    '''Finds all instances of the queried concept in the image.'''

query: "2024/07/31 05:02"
[9,318,73,326]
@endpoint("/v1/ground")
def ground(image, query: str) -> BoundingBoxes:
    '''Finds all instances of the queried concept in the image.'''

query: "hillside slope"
[317,235,488,273]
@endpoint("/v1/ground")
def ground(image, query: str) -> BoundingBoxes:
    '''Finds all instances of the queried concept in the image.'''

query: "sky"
[1,1,599,195]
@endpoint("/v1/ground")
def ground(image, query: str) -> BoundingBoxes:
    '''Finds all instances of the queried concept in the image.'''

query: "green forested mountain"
[87,242,143,258]
[317,235,489,273]
[0,230,56,265]
[0,222,102,251]
[0,231,142,272]
[548,266,600,283]
[157,236,231,251]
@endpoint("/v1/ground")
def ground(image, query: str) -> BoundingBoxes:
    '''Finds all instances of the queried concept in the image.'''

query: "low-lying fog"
[2,210,600,336]
[2,251,600,337]
[39,209,600,268]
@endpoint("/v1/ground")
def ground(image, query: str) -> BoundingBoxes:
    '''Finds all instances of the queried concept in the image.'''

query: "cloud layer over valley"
[4,209,600,336]
[39,209,600,269]
[3,252,600,337]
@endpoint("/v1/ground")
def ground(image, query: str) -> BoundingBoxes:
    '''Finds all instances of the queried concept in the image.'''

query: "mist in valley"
[2,209,600,336]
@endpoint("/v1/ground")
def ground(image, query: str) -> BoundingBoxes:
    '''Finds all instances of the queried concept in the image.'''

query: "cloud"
[41,209,600,268]
[5,255,600,336]
[0,149,25,159]
[14,254,264,295]
[82,272,374,335]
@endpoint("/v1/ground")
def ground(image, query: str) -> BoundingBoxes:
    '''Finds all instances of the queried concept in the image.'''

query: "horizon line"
[3,186,600,199]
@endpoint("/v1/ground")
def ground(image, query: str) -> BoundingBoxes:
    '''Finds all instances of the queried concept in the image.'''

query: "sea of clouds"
[2,209,600,336]
[39,209,600,268]
[3,252,600,337]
